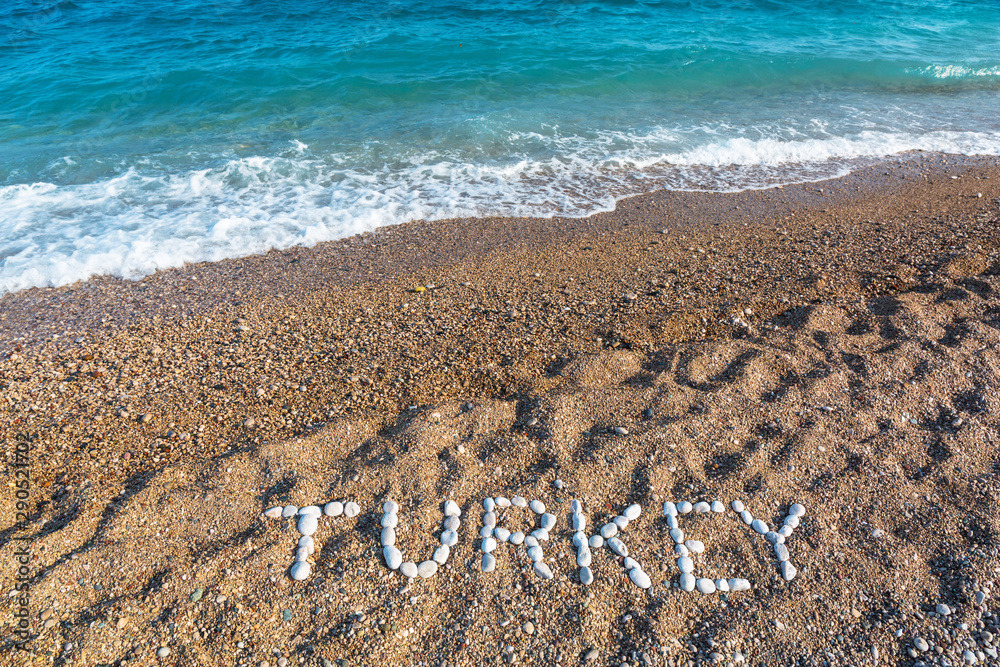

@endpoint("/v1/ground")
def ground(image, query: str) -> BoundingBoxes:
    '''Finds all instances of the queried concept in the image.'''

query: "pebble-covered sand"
[2,153,1000,666]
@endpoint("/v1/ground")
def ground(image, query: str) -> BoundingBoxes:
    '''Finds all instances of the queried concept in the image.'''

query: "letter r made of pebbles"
[479,495,556,579]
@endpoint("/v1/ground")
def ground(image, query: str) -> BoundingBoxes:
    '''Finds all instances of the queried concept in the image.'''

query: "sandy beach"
[2,152,1000,667]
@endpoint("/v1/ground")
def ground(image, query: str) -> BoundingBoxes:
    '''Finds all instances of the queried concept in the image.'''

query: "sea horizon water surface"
[2,0,999,294]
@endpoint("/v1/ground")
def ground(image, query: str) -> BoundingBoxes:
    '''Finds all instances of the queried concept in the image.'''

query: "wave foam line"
[2,129,1000,294]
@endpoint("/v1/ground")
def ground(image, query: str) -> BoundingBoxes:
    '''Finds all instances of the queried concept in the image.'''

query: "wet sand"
[2,152,1000,666]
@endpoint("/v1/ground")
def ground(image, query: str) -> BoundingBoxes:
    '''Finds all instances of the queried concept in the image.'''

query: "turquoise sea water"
[2,0,999,293]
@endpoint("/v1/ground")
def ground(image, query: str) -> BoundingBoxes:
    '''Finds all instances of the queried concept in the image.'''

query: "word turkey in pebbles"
[265,494,805,595]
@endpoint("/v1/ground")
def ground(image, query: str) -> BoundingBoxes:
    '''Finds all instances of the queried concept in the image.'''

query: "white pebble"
[324,501,344,517]
[297,515,318,536]
[290,561,310,581]
[680,572,696,591]
[483,511,497,528]
[624,504,641,521]
[589,535,604,549]
[731,500,745,512]
[510,532,525,545]
[784,514,800,529]
[298,536,314,553]
[715,578,730,592]
[531,528,549,541]
[577,549,592,567]
[740,510,753,525]
[381,513,398,528]
[778,525,793,537]
[482,553,496,572]
[440,529,458,546]
[623,557,640,571]
[344,501,360,518]
[381,527,395,547]
[677,501,693,514]
[600,523,618,539]
[572,531,587,548]
[495,496,511,508]
[382,500,399,514]
[666,515,679,529]
[571,499,582,513]
[417,560,438,578]
[483,497,495,512]
[444,500,461,517]
[630,568,652,589]
[494,527,511,542]
[533,562,554,579]
[751,519,768,534]
[540,513,556,530]
[789,503,805,517]
[530,500,545,514]
[613,515,629,530]
[674,544,689,556]
[580,567,594,585]
[669,527,684,544]
[663,501,677,517]
[264,506,283,519]
[511,495,527,508]
[479,526,493,539]
[400,562,418,578]
[481,537,497,553]
[528,546,543,562]
[685,540,704,554]
[294,547,310,562]
[775,543,789,562]
[444,515,460,530]
[281,505,298,518]
[678,556,694,573]
[572,513,586,531]
[728,578,751,592]
[711,501,725,513]
[696,578,717,594]
[608,538,628,557]
[433,545,450,564]
[383,546,402,570]
[780,561,797,581]
[693,501,711,513]
[524,536,539,547]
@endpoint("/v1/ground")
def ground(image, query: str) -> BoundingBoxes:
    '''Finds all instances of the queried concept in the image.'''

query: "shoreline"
[1,152,996,352]
[2,152,1000,666]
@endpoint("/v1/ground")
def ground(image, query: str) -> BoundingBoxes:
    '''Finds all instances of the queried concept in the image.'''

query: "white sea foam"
[913,64,1000,79]
[2,128,1000,294]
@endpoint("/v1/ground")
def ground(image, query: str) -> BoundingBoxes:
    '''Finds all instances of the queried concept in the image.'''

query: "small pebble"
[696,578,717,594]
[629,568,652,589]
[482,553,496,572]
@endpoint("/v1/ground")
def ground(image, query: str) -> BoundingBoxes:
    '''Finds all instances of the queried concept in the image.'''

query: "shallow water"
[2,0,999,292]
